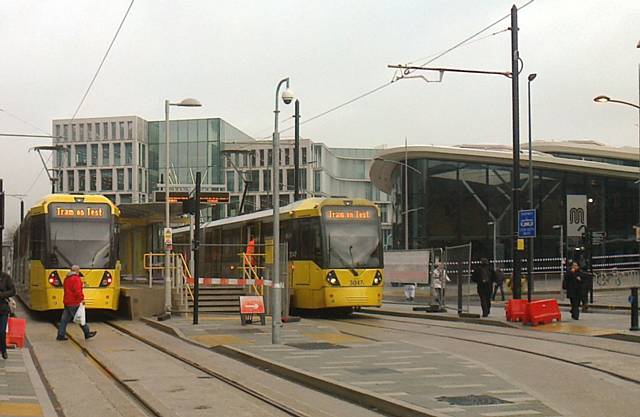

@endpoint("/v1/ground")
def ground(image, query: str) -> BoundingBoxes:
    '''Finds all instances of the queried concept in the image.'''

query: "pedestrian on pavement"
[492,267,505,301]
[56,265,96,341]
[564,261,585,320]
[432,262,450,307]
[404,282,416,302]
[472,258,495,317]
[0,271,16,359]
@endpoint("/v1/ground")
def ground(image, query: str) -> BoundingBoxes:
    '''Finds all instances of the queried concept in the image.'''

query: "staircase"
[187,286,246,313]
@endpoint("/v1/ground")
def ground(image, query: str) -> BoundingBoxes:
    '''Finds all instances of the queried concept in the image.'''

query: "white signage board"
[566,195,587,237]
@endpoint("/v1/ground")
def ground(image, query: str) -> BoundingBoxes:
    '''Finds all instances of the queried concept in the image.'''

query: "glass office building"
[370,141,639,259]
[147,118,253,192]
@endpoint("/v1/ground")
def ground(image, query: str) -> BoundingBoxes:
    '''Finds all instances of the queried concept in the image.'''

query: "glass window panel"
[226,171,234,192]
[89,170,97,191]
[127,168,132,190]
[259,150,265,166]
[177,120,188,142]
[91,144,98,166]
[63,124,69,141]
[76,145,87,166]
[178,143,188,169]
[141,144,146,167]
[117,169,124,191]
[111,122,116,139]
[95,122,100,140]
[102,144,110,165]
[78,170,86,191]
[79,124,84,141]
[119,121,125,139]
[72,124,77,141]
[188,120,197,141]
[127,121,133,139]
[120,194,132,204]
[260,194,272,210]
[263,170,271,192]
[113,143,121,165]
[248,170,259,192]
[67,170,74,192]
[285,148,290,166]
[101,169,112,191]
[87,123,92,140]
[302,148,307,164]
[197,120,207,141]
[125,143,132,164]
[267,150,272,167]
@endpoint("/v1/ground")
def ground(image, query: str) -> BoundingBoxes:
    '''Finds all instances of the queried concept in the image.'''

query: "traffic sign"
[163,227,173,247]
[240,296,265,314]
[518,209,536,238]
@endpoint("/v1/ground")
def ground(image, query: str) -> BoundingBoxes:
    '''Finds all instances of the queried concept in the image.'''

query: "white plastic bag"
[73,304,86,326]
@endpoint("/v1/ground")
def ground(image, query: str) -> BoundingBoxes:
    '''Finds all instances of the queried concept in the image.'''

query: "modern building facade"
[219,139,391,236]
[52,116,148,204]
[370,140,640,260]
[52,115,390,233]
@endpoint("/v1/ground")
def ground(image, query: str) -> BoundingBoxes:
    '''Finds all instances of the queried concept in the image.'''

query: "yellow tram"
[174,197,384,311]
[12,194,121,311]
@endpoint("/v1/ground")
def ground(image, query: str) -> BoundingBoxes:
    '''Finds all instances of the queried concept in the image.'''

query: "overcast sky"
[0,0,638,230]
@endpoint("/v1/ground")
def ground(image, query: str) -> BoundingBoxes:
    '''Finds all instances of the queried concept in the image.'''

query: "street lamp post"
[272,78,294,344]
[163,98,201,318]
[593,95,640,227]
[527,73,537,302]
[373,157,422,250]
[553,225,564,298]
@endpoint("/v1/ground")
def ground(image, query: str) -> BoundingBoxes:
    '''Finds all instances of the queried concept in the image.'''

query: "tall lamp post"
[272,78,295,344]
[374,157,422,250]
[553,224,564,298]
[527,73,537,301]
[163,98,202,318]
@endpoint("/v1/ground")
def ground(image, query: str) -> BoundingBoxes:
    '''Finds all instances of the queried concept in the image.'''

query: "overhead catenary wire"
[254,0,535,140]
[20,0,136,197]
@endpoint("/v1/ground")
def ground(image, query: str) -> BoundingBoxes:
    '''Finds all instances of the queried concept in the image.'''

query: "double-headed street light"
[163,98,202,318]
[272,78,294,344]
[373,157,422,250]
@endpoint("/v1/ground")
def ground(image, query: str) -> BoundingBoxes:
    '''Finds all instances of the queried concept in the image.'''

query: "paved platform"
[0,345,56,417]
[376,298,640,341]
[147,315,562,417]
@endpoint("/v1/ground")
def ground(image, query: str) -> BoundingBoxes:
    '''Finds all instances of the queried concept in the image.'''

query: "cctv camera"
[282,88,295,104]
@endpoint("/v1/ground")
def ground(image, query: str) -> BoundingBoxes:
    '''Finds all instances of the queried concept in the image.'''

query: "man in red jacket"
[56,265,96,341]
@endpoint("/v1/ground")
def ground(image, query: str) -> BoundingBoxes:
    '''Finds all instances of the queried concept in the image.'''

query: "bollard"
[630,287,639,332]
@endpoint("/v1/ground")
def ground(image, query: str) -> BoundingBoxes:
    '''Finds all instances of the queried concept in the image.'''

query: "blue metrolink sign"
[518,209,536,238]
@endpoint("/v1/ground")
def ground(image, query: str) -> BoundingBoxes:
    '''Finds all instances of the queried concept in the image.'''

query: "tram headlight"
[373,270,383,286]
[326,271,340,286]
[99,271,113,287]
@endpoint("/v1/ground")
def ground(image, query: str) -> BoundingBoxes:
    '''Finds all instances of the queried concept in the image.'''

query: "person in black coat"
[564,261,585,320]
[0,271,16,359]
[472,258,496,317]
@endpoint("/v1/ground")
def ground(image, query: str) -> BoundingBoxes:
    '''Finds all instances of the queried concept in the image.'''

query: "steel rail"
[340,315,640,386]
[105,321,311,417]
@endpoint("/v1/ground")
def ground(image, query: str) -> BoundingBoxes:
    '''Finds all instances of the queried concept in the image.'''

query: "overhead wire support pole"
[510,4,522,300]
[387,65,511,78]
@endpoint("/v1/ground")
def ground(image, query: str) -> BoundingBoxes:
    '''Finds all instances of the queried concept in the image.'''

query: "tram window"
[298,218,322,266]
[30,216,46,262]
[281,220,298,259]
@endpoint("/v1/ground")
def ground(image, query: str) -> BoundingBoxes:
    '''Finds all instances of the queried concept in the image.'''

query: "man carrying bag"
[56,265,96,341]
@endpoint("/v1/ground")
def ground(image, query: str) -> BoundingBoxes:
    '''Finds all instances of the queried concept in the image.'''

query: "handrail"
[241,251,264,296]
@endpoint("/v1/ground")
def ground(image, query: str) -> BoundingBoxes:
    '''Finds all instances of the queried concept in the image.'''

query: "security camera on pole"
[272,78,294,344]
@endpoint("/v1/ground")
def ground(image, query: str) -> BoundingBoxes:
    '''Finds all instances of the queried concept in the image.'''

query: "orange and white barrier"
[186,277,273,287]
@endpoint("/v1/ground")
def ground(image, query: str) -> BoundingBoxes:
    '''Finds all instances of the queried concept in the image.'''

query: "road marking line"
[433,407,466,413]
[438,384,485,389]
[380,350,412,353]
[424,373,465,378]
[480,411,541,416]
[350,381,396,385]
[391,355,422,359]
[383,392,409,396]
[488,389,525,394]
[0,402,43,417]
[373,361,411,366]
[393,367,437,372]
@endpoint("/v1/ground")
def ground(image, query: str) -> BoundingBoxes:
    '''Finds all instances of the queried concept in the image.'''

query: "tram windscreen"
[322,206,382,269]
[47,203,114,269]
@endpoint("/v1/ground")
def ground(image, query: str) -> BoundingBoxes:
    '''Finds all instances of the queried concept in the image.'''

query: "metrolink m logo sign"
[567,195,587,237]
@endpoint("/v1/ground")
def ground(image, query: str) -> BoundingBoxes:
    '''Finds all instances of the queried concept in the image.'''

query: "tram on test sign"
[173,197,384,312]
[12,194,121,311]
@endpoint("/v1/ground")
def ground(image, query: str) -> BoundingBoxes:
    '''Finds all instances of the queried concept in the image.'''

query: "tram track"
[103,321,312,417]
[356,311,640,358]
[337,314,640,386]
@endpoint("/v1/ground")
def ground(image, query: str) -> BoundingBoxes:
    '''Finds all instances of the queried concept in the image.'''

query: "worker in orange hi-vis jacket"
[245,235,256,268]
